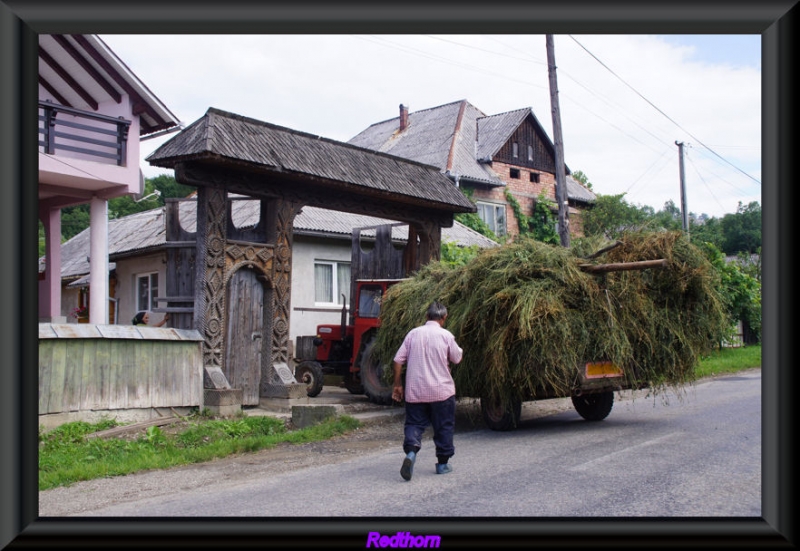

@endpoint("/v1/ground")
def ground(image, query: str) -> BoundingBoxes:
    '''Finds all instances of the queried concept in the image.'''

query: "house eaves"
[39,34,181,137]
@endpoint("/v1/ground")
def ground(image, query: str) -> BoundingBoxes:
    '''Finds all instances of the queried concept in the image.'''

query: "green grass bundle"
[373,231,727,406]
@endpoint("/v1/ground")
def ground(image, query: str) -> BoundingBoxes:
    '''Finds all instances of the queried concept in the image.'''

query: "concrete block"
[291,404,344,428]
[203,388,242,417]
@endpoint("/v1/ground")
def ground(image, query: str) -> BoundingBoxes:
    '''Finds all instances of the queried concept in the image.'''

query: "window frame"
[135,271,160,312]
[314,260,351,307]
[476,201,507,237]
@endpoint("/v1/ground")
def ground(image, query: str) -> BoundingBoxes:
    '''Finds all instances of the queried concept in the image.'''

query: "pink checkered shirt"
[393,320,463,403]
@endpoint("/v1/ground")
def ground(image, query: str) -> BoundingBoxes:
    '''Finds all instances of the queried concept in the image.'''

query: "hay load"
[372,230,728,408]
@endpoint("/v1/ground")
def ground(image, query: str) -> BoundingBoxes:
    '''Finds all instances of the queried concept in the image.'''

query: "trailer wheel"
[361,340,394,405]
[343,372,364,395]
[481,395,522,431]
[571,391,614,421]
[295,360,324,398]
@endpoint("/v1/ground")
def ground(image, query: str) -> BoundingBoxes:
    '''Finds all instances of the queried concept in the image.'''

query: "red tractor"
[294,279,401,405]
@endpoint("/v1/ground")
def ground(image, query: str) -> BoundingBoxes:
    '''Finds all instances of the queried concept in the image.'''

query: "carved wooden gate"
[162,192,291,402]
[149,108,475,400]
[224,267,266,405]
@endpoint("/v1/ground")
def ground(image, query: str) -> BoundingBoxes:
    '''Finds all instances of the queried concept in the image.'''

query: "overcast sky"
[102,34,761,219]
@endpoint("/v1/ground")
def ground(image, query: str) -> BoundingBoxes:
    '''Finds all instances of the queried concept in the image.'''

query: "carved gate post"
[260,198,306,398]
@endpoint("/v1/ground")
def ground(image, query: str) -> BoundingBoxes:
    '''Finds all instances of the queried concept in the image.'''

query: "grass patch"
[696,343,761,378]
[39,413,360,491]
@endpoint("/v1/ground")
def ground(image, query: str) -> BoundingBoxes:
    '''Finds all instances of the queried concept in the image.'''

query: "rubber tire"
[360,339,394,406]
[295,360,324,398]
[343,372,364,395]
[481,394,522,431]
[571,391,614,421]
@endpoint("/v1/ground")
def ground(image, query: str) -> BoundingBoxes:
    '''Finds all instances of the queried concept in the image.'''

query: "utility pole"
[546,34,569,248]
[675,141,689,234]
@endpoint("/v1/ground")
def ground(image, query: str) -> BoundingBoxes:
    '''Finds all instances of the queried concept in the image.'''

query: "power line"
[568,35,760,185]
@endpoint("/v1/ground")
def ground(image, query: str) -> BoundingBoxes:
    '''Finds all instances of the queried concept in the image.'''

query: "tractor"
[293,278,401,405]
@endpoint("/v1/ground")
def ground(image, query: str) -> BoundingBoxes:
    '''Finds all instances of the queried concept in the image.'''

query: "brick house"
[348,100,596,239]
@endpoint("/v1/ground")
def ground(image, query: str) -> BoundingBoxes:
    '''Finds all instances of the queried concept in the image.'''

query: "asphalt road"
[41,369,760,519]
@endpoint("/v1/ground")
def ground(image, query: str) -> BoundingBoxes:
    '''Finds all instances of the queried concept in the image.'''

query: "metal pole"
[547,34,570,247]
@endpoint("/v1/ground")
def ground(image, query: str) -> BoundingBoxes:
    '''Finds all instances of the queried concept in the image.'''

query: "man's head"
[427,301,448,322]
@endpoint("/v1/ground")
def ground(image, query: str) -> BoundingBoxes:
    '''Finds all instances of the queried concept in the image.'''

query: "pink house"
[38,34,180,324]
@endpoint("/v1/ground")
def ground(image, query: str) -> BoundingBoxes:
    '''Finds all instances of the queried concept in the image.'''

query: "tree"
[699,242,761,344]
[49,174,196,243]
[689,216,724,251]
[581,193,650,239]
[60,204,91,241]
[721,201,761,254]
[571,170,593,190]
[650,200,683,232]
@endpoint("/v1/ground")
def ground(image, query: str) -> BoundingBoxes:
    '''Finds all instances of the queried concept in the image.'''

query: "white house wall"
[290,235,353,346]
[101,235,351,344]
[113,252,167,326]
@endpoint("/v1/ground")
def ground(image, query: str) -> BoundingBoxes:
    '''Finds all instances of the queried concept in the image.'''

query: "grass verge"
[39,414,360,491]
[695,343,761,378]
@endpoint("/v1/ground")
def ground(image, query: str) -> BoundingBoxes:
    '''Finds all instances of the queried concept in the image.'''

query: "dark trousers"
[403,395,456,461]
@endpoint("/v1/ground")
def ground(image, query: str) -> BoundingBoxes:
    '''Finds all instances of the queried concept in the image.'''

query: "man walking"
[391,301,463,481]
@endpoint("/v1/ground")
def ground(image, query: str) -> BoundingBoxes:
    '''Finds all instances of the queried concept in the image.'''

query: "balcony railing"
[39,100,131,166]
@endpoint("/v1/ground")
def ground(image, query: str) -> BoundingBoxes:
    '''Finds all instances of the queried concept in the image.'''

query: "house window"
[315,261,351,305]
[136,272,159,312]
[527,145,534,161]
[530,172,540,183]
[476,202,507,236]
[510,168,520,179]
[512,142,519,158]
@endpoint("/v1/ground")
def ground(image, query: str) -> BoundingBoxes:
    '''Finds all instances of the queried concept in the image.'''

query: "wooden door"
[224,268,264,405]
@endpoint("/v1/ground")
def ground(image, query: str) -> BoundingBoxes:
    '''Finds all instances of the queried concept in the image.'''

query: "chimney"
[399,104,409,131]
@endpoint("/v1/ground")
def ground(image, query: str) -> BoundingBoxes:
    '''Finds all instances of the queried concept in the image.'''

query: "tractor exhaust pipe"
[340,293,347,339]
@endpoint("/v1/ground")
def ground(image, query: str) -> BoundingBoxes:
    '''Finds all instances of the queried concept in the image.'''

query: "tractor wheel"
[343,372,364,395]
[571,391,614,421]
[360,339,394,406]
[480,394,522,431]
[295,360,324,398]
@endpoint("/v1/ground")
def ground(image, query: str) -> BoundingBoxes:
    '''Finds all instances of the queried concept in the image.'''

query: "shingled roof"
[46,201,498,282]
[348,99,596,204]
[146,107,476,215]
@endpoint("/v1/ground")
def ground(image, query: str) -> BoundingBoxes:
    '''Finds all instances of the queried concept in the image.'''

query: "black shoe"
[400,451,416,481]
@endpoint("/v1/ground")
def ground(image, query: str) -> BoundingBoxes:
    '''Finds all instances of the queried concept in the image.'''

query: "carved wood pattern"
[199,186,228,368]
[271,199,300,366]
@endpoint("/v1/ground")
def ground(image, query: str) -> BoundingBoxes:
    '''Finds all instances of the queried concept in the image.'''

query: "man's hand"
[392,384,404,403]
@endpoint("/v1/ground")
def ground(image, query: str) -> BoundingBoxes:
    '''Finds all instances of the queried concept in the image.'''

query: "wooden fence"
[39,324,204,416]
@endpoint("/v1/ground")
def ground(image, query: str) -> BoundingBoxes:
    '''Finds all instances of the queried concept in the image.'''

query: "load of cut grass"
[372,230,728,406]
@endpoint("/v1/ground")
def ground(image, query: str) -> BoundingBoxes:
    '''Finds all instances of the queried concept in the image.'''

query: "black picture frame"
[2,1,794,548]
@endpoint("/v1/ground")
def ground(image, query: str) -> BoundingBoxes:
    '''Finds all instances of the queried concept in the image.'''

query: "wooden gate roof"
[146,108,477,221]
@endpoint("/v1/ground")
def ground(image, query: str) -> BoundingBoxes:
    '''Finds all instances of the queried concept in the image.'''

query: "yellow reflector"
[585,361,623,378]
